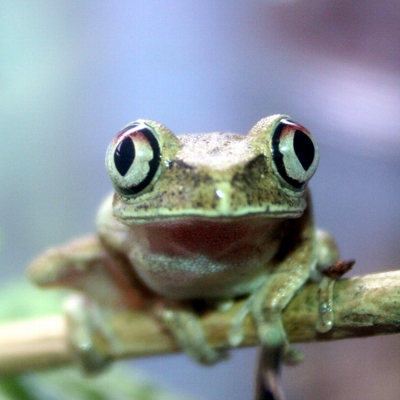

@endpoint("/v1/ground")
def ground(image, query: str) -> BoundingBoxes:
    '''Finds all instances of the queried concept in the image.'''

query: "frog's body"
[29,115,339,399]
[98,194,310,300]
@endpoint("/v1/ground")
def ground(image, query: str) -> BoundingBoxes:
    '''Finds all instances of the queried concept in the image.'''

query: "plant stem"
[1,270,400,376]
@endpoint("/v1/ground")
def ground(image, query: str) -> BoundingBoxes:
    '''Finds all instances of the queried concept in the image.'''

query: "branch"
[1,270,400,376]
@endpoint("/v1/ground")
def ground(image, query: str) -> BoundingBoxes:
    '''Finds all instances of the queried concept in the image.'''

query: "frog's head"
[105,115,319,224]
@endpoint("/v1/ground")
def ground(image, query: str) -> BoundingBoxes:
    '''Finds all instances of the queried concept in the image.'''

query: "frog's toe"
[258,322,286,349]
[175,326,228,365]
[187,343,227,365]
[257,320,304,365]
[157,302,227,365]
[228,291,257,347]
[282,344,304,365]
[65,294,112,374]
[228,323,244,347]
[228,307,250,347]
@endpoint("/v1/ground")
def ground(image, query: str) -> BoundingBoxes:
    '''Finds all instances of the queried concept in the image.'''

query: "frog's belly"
[126,219,284,300]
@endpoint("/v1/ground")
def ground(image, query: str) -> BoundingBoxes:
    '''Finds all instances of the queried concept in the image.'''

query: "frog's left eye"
[272,119,319,190]
[105,121,161,196]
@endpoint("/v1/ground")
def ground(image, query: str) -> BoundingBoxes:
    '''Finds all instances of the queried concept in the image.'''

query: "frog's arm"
[28,235,143,310]
[28,235,149,372]
[229,206,317,363]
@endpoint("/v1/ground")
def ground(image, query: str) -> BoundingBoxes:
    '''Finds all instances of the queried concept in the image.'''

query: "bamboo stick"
[0,315,70,375]
[1,270,400,376]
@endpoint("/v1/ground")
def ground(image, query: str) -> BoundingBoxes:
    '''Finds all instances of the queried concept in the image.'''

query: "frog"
[28,115,341,398]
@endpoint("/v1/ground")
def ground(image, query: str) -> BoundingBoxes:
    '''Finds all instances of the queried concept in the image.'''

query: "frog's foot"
[228,297,251,347]
[228,291,303,365]
[65,294,113,374]
[316,259,355,333]
[316,276,335,333]
[155,301,227,365]
[257,319,303,366]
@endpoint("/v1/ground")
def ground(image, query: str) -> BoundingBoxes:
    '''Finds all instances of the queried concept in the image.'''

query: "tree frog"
[29,115,340,398]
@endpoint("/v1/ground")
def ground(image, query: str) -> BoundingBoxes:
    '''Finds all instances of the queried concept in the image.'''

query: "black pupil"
[293,130,314,171]
[114,137,135,176]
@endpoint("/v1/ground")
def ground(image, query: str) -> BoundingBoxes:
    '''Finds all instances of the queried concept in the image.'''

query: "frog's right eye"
[105,121,161,196]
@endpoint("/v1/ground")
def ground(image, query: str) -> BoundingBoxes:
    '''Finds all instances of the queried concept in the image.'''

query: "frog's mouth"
[114,203,305,225]
[112,185,307,224]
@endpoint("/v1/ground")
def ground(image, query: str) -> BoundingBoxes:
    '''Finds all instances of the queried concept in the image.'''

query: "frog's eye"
[105,121,161,196]
[272,119,319,190]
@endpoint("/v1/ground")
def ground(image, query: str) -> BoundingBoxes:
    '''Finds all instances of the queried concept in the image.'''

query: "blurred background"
[1,1,399,399]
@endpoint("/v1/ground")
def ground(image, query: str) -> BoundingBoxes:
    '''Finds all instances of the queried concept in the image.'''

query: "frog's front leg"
[28,235,144,309]
[229,232,316,364]
[28,236,145,372]
[244,262,313,364]
[154,300,227,365]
